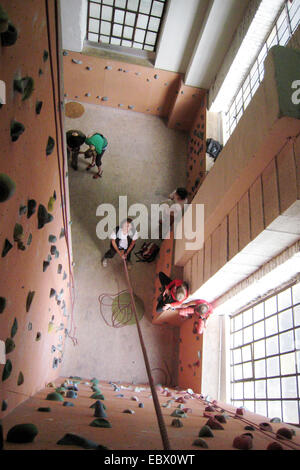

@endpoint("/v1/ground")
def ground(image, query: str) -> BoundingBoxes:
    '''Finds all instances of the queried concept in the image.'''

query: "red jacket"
[165,279,188,307]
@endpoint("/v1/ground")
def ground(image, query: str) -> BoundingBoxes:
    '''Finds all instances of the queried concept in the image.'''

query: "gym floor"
[61,102,188,386]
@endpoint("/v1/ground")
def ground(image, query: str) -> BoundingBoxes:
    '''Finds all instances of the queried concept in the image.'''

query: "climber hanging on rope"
[156,271,189,313]
[175,299,213,335]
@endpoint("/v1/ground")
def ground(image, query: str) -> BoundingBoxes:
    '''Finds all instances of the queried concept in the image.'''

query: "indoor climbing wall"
[177,319,203,393]
[0,0,72,418]
[186,94,207,202]
[63,51,207,132]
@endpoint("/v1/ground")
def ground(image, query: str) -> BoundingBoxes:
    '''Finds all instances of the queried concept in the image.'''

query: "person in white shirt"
[102,218,138,268]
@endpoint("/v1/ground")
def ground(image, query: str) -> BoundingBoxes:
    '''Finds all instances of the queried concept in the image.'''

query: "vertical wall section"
[0,0,73,417]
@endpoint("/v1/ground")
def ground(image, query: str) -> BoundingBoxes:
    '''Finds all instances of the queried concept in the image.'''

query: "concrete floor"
[61,102,188,385]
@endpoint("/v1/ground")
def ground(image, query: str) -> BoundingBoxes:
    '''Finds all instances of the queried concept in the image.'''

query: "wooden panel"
[211,225,221,277]
[183,258,192,289]
[262,159,280,227]
[250,176,265,239]
[203,236,212,283]
[228,205,239,260]
[191,253,198,294]
[295,133,300,199]
[219,216,228,267]
[276,141,298,213]
[196,248,204,289]
[238,191,251,251]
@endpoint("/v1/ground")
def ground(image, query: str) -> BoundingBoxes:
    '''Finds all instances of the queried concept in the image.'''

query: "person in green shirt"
[82,133,108,179]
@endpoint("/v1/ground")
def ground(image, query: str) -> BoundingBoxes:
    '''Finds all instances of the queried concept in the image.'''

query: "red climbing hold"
[267,442,283,451]
[233,435,253,450]
[205,417,224,430]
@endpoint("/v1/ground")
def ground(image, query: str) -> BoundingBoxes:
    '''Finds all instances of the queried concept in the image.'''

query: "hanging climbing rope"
[122,259,171,451]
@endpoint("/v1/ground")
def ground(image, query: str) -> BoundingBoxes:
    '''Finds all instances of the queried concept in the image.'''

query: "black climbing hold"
[13,77,34,101]
[72,59,82,64]
[50,245,56,255]
[28,322,32,331]
[123,409,134,414]
[2,359,12,381]
[38,204,53,229]
[94,401,107,418]
[1,400,8,411]
[1,22,18,46]
[50,288,56,298]
[38,68,43,76]
[26,291,35,312]
[35,332,41,341]
[5,338,15,354]
[1,239,12,258]
[59,228,65,238]
[105,66,112,70]
[7,424,38,443]
[0,173,16,202]
[11,317,18,337]
[57,433,108,450]
[154,74,159,79]
[172,418,183,428]
[11,120,25,142]
[85,93,91,97]
[53,357,59,369]
[49,235,57,243]
[0,297,6,313]
[43,261,50,272]
[244,425,255,431]
[57,264,62,274]
[46,136,55,156]
[138,403,144,408]
[198,425,214,438]
[63,50,69,56]
[0,5,9,33]
[36,100,43,114]
[43,50,49,62]
[193,438,209,448]
[102,97,108,101]
[27,199,37,218]
[37,407,51,412]
[17,371,24,386]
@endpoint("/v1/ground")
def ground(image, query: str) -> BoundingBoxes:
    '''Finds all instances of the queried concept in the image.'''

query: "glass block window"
[225,0,300,140]
[87,0,168,51]
[230,281,300,424]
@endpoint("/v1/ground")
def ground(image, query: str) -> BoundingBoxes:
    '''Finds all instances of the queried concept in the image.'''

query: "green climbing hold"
[13,76,34,101]
[193,438,209,448]
[0,173,16,202]
[198,425,214,438]
[2,239,13,257]
[2,359,12,381]
[7,423,38,443]
[26,291,35,312]
[171,409,187,418]
[38,204,53,229]
[90,393,105,400]
[49,235,57,243]
[89,418,111,428]
[5,338,15,354]
[11,317,18,337]
[0,297,6,313]
[0,5,9,33]
[46,392,64,402]
[57,433,109,450]
[90,401,107,410]
[17,371,24,386]
[46,137,55,156]
[37,407,51,412]
[48,196,55,212]
[10,120,25,141]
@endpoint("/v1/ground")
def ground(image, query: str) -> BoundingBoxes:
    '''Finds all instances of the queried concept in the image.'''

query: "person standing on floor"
[175,299,213,335]
[156,271,189,313]
[66,130,86,171]
[102,218,138,268]
[81,132,108,179]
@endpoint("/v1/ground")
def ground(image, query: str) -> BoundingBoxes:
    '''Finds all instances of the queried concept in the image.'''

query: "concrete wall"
[60,0,88,52]
[0,0,72,418]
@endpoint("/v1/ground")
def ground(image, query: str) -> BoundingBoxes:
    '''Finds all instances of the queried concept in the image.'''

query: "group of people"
[66,129,213,333]
[66,130,108,179]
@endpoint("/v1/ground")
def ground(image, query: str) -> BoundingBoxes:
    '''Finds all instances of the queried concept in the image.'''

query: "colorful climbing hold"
[11,318,18,337]
[5,338,15,354]
[37,407,51,412]
[276,428,293,440]
[90,418,111,428]
[2,239,13,257]
[26,291,35,312]
[193,438,209,448]
[46,392,64,402]
[171,419,183,428]
[198,425,214,438]
[38,204,53,229]
[233,435,253,450]
[57,433,108,450]
[0,297,6,314]
[46,137,55,156]
[205,417,224,430]
[1,22,18,46]
[13,76,34,101]
[2,359,12,381]
[10,120,25,141]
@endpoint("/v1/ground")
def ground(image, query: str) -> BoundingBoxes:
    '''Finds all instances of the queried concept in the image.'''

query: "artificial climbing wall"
[63,51,207,133]
[0,0,73,418]
[186,94,207,202]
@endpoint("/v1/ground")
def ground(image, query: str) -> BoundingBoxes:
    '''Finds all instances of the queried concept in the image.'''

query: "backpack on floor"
[135,242,160,263]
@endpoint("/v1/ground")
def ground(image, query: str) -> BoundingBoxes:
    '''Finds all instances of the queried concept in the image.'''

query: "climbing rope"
[98,289,135,328]
[122,259,171,450]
